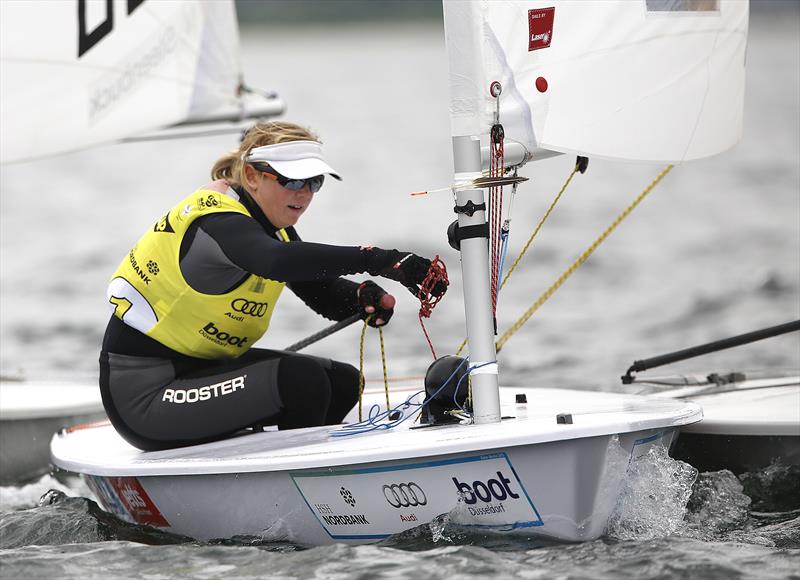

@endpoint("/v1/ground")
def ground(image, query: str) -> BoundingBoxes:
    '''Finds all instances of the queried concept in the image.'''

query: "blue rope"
[497,230,510,290]
[452,361,495,412]
[330,357,473,438]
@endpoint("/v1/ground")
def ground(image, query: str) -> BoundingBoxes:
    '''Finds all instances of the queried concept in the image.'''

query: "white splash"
[606,445,698,540]
[429,513,455,544]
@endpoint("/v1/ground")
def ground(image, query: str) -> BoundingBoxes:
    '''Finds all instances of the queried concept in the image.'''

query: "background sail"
[0,0,244,164]
[443,0,749,164]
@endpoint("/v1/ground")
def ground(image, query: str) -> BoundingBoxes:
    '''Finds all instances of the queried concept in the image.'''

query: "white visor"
[245,141,341,181]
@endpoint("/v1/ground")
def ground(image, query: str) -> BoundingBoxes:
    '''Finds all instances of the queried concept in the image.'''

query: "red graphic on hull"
[108,476,170,527]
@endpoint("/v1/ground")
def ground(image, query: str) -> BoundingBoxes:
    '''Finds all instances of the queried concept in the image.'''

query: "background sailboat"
[0,0,283,164]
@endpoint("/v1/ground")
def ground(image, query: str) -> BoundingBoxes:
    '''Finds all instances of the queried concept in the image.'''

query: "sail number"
[78,0,146,58]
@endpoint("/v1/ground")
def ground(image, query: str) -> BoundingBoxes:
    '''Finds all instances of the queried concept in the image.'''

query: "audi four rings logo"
[383,483,427,508]
[231,299,268,317]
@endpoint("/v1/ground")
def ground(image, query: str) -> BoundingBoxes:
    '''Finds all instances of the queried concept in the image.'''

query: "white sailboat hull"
[0,380,105,485]
[51,388,700,545]
[641,374,800,473]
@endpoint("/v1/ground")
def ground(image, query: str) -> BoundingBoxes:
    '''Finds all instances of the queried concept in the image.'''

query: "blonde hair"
[210,121,320,186]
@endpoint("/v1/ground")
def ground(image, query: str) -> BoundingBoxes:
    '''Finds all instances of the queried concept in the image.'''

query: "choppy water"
[0,460,798,579]
[1,5,799,580]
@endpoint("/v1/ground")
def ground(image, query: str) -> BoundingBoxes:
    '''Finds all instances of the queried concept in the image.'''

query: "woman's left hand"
[357,281,396,327]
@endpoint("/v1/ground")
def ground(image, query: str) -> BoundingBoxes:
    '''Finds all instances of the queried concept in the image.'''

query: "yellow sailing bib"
[107,188,288,359]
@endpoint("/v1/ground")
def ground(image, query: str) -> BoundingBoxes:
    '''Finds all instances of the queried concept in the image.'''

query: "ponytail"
[210,151,239,181]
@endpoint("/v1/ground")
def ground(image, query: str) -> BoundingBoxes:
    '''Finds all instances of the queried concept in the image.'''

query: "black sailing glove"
[357,281,396,327]
[364,248,446,298]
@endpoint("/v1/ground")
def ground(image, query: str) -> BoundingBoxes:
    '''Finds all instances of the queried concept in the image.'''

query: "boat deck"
[51,387,700,476]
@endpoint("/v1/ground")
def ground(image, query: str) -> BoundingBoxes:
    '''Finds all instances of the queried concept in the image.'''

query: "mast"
[452,136,500,424]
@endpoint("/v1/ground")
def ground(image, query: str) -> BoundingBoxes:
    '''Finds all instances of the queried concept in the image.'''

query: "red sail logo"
[528,7,555,51]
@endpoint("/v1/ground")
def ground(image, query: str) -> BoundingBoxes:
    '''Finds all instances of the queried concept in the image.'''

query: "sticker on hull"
[86,475,129,520]
[291,452,542,540]
[87,475,170,527]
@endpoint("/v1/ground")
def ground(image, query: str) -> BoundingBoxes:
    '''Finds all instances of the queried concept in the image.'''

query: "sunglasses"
[254,164,325,193]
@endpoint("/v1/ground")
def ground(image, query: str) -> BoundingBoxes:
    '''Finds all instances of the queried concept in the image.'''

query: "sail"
[0,0,269,164]
[443,0,749,164]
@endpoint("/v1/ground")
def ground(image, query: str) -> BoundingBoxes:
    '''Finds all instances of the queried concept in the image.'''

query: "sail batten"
[443,0,748,165]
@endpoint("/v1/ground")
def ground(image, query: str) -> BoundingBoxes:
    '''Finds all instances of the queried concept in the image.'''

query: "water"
[1,6,799,580]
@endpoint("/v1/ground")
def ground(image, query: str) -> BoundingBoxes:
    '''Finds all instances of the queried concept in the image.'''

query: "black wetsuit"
[100,187,370,451]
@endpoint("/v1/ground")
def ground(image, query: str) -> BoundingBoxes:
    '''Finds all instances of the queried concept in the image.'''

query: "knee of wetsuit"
[322,361,362,426]
[328,361,361,407]
[277,355,332,415]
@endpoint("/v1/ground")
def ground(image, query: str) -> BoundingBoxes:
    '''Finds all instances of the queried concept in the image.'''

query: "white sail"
[443,0,749,164]
[0,0,273,164]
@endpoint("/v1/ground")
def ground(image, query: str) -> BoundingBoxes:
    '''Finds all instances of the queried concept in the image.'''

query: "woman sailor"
[100,121,445,451]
